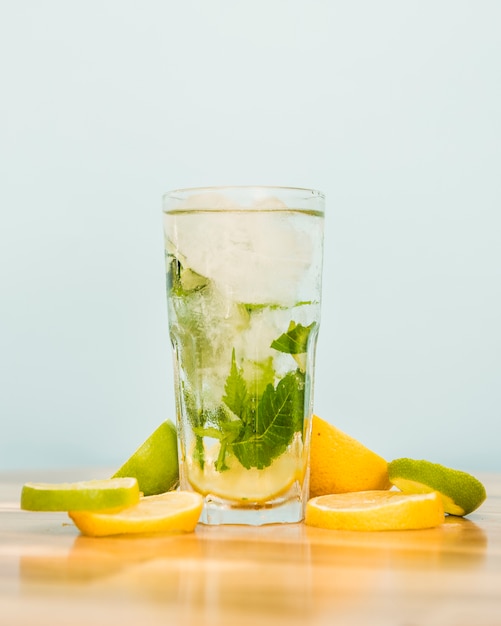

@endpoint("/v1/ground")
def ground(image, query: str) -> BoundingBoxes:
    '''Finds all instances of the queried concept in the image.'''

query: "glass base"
[199,486,306,526]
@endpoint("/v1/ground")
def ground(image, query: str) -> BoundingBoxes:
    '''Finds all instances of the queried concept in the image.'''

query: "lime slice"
[20,478,140,512]
[305,490,444,531]
[69,491,204,537]
[388,458,486,516]
[112,420,179,496]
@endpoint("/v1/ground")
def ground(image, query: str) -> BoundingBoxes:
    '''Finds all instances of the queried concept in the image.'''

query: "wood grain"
[1,471,499,626]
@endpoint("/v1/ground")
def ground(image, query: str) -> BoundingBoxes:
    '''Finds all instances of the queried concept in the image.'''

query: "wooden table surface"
[1,470,500,626]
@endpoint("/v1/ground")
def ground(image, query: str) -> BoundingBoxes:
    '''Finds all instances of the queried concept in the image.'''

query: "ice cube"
[169,214,313,305]
[165,189,318,305]
[177,191,236,211]
[251,195,288,210]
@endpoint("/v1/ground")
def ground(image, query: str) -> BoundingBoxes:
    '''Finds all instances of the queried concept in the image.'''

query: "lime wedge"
[112,420,179,496]
[388,458,486,516]
[20,478,140,512]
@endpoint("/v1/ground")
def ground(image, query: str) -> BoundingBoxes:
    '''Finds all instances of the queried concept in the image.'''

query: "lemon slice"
[68,491,204,537]
[112,420,179,496]
[305,490,444,531]
[187,444,301,503]
[20,478,140,512]
[388,458,487,516]
[309,415,390,497]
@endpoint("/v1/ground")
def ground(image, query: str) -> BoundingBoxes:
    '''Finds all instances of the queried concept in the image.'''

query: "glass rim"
[163,185,325,201]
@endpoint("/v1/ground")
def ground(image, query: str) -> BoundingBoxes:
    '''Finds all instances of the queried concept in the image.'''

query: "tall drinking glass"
[163,186,324,525]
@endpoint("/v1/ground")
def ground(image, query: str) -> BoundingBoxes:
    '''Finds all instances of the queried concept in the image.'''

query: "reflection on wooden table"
[1,471,499,626]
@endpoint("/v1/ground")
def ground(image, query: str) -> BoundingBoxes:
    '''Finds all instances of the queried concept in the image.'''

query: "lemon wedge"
[309,415,390,497]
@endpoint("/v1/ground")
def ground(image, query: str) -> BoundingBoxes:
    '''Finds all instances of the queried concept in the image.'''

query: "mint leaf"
[193,420,242,442]
[231,370,305,470]
[270,321,316,355]
[178,384,206,468]
[193,426,225,440]
[189,322,311,473]
[222,349,249,421]
[194,420,243,472]
[194,435,205,469]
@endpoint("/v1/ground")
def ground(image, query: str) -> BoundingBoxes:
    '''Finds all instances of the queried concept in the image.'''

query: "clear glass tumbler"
[163,186,325,524]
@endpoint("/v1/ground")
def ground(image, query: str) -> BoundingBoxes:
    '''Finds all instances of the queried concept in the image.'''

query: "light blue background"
[1,1,500,473]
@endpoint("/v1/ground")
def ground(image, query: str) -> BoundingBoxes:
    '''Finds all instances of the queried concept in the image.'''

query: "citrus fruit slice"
[305,490,444,531]
[68,491,204,537]
[187,443,301,503]
[20,478,140,512]
[388,458,487,516]
[309,415,390,497]
[112,420,179,496]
